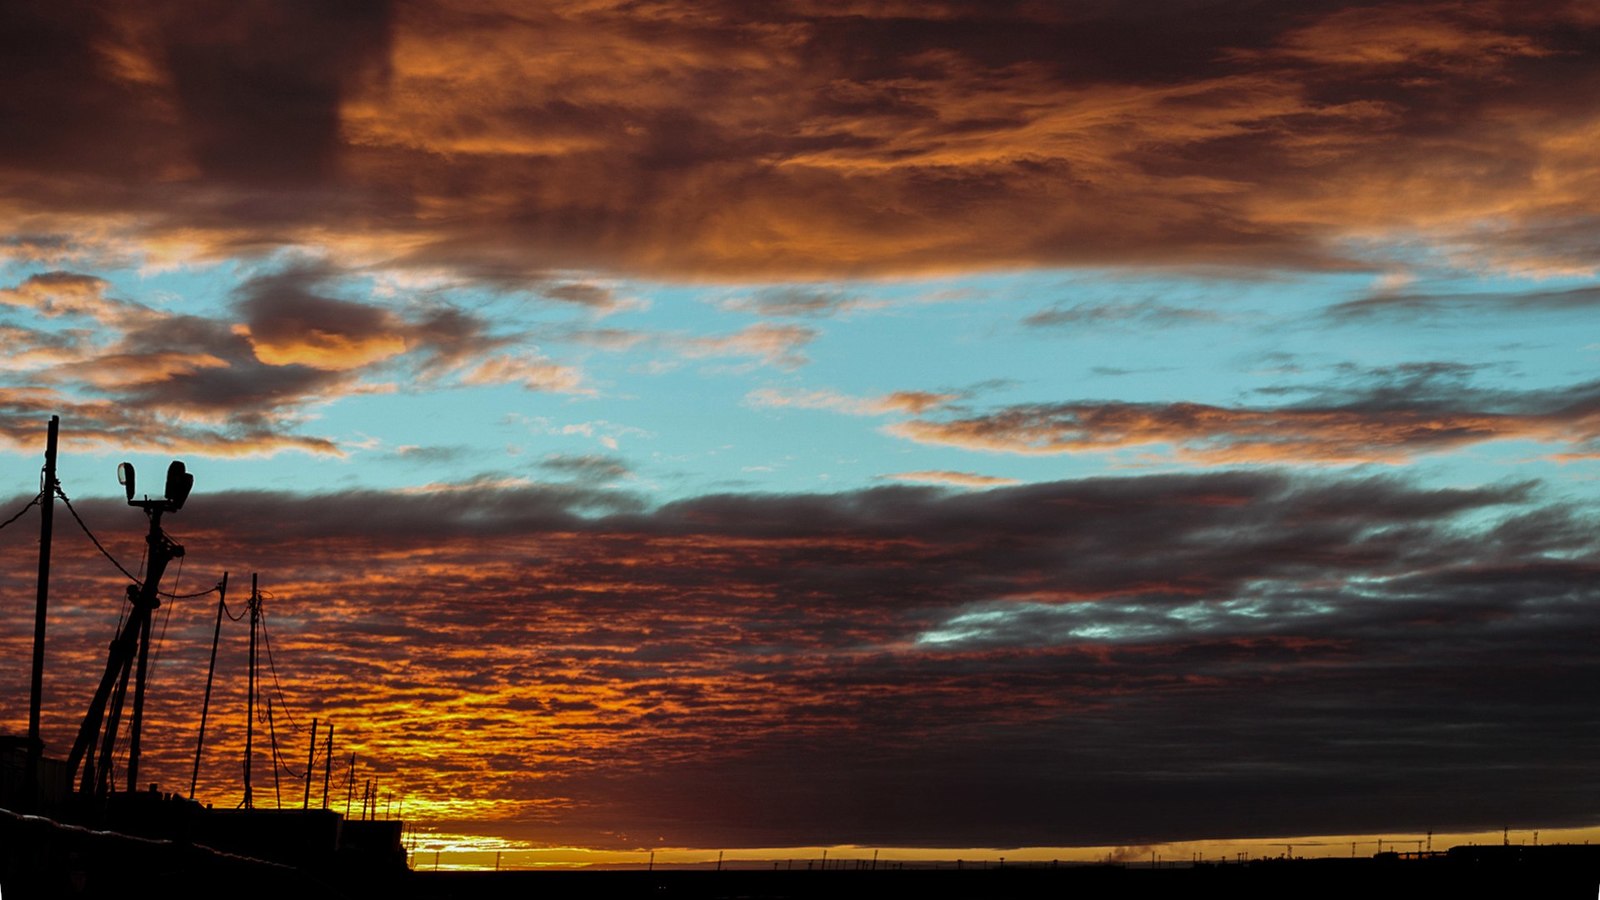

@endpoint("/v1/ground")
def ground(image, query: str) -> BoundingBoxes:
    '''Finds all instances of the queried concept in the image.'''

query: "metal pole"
[125,565,157,792]
[66,596,141,794]
[345,754,356,817]
[190,574,228,799]
[125,503,182,792]
[268,701,281,808]
[244,574,258,809]
[304,718,318,808]
[94,638,135,796]
[25,415,58,809]
[65,479,187,802]
[322,722,334,809]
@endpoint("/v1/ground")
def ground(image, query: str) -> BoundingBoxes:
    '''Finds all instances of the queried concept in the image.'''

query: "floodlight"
[164,460,193,510]
[117,462,136,503]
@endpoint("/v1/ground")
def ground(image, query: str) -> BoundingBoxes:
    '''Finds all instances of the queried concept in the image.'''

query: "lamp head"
[117,462,136,503]
[164,460,193,511]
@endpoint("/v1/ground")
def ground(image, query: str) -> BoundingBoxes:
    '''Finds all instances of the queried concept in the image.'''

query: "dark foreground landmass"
[6,802,1597,900]
[406,847,1600,900]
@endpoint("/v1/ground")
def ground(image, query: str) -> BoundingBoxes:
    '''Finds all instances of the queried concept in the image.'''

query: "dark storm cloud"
[151,0,393,186]
[540,282,623,311]
[6,469,1585,848]
[3,464,1587,845]
[0,1,1596,280]
[389,444,473,465]
[1023,299,1222,329]
[234,264,397,351]
[1327,283,1600,321]
[0,259,593,455]
[724,287,869,318]
[228,261,518,369]
[230,263,569,381]
[537,453,631,484]
[891,366,1600,463]
[0,291,352,456]
[111,312,349,412]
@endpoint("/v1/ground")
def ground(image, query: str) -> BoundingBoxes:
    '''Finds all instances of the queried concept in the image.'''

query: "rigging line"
[113,588,131,635]
[274,731,307,780]
[265,695,305,781]
[258,612,302,732]
[149,552,183,668]
[163,585,220,600]
[55,487,143,587]
[0,490,42,532]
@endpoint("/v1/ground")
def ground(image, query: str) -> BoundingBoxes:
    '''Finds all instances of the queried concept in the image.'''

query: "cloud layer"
[2,470,1593,848]
[0,0,1596,861]
[2,2,1598,280]
[888,367,1600,463]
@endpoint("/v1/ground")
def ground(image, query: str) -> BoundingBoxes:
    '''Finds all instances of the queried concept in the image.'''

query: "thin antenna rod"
[268,700,282,808]
[191,573,229,799]
[94,635,135,796]
[26,415,58,810]
[304,718,318,809]
[125,501,183,792]
[321,722,334,810]
[345,754,356,817]
[243,574,259,809]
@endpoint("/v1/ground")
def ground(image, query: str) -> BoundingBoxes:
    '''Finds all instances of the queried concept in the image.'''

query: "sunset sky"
[2,0,1599,868]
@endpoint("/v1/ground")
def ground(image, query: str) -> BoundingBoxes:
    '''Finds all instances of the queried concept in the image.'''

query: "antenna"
[321,722,334,810]
[191,572,230,799]
[65,455,197,800]
[26,415,59,811]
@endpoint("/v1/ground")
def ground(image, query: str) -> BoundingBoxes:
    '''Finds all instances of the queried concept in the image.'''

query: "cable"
[55,487,143,587]
[265,695,305,781]
[258,613,301,732]
[149,553,183,668]
[163,585,221,600]
[222,597,246,622]
[0,491,42,532]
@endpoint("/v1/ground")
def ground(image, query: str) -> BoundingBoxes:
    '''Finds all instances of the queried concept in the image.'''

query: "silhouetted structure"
[2,419,409,896]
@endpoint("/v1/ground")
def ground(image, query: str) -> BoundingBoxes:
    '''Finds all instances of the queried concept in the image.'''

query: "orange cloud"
[2,471,1585,850]
[461,355,589,394]
[237,326,408,370]
[1262,3,1550,69]
[886,380,1600,464]
[1,2,1596,280]
[677,324,816,368]
[48,351,230,389]
[883,470,1019,488]
[747,387,959,416]
[0,272,138,323]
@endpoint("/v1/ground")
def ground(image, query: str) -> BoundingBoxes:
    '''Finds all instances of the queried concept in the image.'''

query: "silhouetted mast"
[303,718,318,808]
[66,458,194,801]
[243,573,260,809]
[321,722,334,809]
[269,701,282,807]
[344,754,356,816]
[25,415,59,808]
[190,572,230,799]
